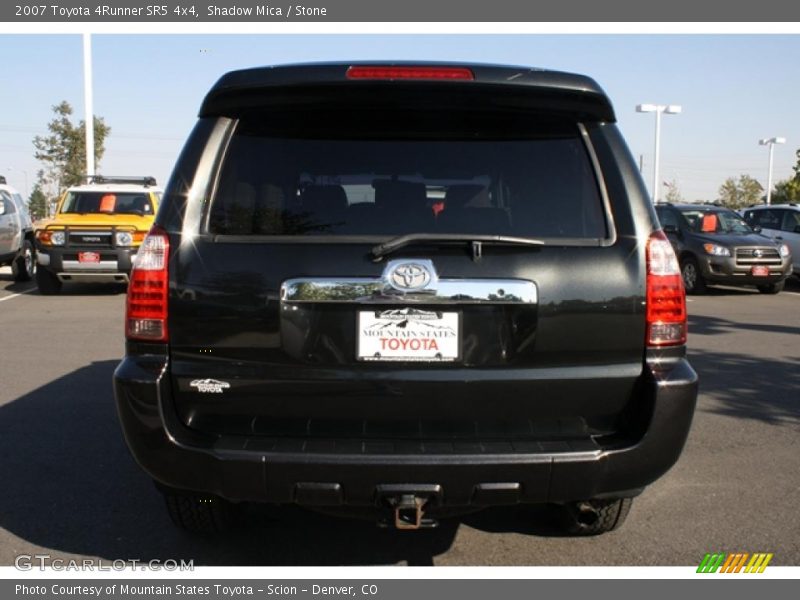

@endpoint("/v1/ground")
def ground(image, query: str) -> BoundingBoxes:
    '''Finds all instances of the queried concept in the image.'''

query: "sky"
[0,34,798,202]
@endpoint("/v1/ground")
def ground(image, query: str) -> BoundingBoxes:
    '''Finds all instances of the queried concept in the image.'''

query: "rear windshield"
[61,191,155,216]
[208,117,607,239]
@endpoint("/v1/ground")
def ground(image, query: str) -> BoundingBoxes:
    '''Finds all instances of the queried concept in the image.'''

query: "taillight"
[126,226,169,342]
[346,66,474,81]
[646,230,687,347]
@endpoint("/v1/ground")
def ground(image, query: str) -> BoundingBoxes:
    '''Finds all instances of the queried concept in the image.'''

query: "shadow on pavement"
[0,281,36,294]
[0,278,126,296]
[43,282,129,296]
[0,361,470,565]
[688,349,800,426]
[689,313,800,338]
[783,276,800,292]
[461,504,578,538]
[0,268,33,292]
[695,274,800,296]
[689,279,800,427]
[698,286,757,296]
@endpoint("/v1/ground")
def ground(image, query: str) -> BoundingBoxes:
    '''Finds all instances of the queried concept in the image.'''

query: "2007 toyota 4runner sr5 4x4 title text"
[113,63,698,535]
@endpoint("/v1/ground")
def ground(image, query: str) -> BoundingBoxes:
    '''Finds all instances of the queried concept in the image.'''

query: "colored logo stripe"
[697,553,726,573]
[721,553,748,573]
[697,552,773,573]
[745,553,773,573]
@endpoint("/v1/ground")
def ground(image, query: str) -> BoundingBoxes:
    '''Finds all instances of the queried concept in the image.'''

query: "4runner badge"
[190,379,231,394]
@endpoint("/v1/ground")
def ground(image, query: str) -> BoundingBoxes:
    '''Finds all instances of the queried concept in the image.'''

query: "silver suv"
[0,176,35,281]
[741,204,800,277]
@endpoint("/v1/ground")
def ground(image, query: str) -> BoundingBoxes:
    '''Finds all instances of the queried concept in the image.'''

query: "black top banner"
[3,0,800,22]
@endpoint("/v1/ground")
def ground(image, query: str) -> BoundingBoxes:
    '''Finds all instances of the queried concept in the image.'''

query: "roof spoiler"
[199,63,616,122]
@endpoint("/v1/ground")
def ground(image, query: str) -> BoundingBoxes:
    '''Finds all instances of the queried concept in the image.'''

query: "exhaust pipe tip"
[571,501,600,528]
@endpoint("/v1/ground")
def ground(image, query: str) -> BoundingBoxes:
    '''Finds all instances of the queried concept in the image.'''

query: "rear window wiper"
[371,233,545,261]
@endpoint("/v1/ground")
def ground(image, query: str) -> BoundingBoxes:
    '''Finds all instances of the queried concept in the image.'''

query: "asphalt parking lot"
[0,267,798,566]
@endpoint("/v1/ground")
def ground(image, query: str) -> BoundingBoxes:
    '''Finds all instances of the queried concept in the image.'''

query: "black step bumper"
[113,355,698,506]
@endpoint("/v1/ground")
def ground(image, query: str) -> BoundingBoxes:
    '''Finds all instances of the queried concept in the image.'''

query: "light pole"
[83,33,95,180]
[6,166,29,197]
[636,103,682,204]
[759,137,786,205]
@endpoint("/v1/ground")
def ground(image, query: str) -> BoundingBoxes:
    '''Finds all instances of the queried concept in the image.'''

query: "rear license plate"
[78,251,101,263]
[751,265,770,277]
[357,309,460,362]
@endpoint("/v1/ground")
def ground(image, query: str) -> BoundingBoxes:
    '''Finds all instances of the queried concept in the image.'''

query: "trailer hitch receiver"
[376,484,442,530]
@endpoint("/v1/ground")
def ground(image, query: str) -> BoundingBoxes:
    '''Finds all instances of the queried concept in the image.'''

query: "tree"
[717,175,763,209]
[32,101,110,199]
[663,179,683,203]
[771,179,800,204]
[27,183,48,221]
[770,148,800,204]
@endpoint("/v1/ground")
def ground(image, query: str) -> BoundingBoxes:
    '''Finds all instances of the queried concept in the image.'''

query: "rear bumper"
[113,355,698,506]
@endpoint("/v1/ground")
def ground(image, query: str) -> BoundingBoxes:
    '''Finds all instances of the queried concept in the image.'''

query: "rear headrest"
[301,185,348,213]
[444,185,487,209]
[374,180,427,210]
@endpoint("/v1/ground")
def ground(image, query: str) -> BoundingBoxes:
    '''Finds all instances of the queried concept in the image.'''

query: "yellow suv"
[34,176,161,294]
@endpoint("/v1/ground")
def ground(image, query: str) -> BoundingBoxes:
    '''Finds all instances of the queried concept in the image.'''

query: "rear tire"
[757,281,784,294]
[162,488,240,534]
[561,497,633,536]
[11,240,35,281]
[35,267,62,295]
[681,257,707,295]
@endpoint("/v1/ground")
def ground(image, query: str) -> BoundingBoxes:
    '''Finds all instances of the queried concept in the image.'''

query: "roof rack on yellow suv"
[33,175,163,295]
[86,175,158,187]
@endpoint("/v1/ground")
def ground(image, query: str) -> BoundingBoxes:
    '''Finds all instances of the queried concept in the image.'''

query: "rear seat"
[345,180,435,234]
[299,185,348,233]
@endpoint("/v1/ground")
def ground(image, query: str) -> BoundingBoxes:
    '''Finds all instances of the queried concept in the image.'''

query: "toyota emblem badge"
[385,260,436,292]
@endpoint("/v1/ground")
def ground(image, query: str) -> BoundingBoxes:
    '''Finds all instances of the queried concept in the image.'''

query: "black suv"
[114,63,698,536]
[655,203,792,294]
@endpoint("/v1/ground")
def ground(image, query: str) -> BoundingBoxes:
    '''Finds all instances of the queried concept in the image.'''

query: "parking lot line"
[0,287,35,303]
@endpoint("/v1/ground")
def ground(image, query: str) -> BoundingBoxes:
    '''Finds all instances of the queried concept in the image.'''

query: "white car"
[741,204,800,276]
[0,176,35,281]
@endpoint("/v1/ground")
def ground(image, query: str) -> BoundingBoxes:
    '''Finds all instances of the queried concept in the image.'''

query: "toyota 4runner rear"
[113,63,698,535]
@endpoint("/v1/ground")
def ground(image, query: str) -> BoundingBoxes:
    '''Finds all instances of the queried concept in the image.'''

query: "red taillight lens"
[646,230,687,347]
[346,66,474,81]
[126,226,169,342]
